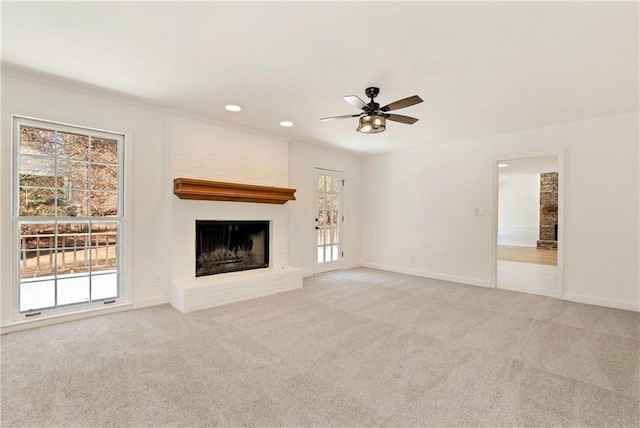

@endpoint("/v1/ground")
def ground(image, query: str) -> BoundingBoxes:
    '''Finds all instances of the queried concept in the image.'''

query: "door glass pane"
[332,194,340,210]
[315,173,342,269]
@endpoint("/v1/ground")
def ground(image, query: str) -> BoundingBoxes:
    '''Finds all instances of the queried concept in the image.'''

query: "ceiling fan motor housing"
[365,87,380,99]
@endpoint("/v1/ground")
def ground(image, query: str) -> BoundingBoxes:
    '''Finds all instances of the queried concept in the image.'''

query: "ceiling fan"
[321,87,423,134]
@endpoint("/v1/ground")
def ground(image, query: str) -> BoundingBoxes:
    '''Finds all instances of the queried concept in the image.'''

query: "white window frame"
[11,116,127,321]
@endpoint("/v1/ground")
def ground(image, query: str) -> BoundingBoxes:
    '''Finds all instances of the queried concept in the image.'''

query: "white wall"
[170,115,292,288]
[1,71,365,331]
[498,174,540,247]
[288,142,362,276]
[1,72,172,329]
[362,113,639,311]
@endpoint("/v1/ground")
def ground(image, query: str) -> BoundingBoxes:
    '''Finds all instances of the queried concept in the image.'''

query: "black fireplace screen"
[196,220,269,276]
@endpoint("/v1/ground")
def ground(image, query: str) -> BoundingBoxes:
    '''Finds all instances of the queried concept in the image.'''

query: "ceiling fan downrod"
[365,87,380,113]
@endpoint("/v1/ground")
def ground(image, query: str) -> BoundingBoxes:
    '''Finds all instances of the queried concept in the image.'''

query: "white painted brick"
[171,115,288,187]
[170,267,303,313]
[170,114,300,311]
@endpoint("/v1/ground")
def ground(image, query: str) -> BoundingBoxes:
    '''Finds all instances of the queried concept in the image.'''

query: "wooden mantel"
[173,178,296,204]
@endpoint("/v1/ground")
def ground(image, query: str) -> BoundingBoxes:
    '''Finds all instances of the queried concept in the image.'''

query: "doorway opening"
[493,153,564,298]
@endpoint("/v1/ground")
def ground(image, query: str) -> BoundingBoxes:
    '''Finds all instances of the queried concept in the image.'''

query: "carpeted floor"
[2,268,639,427]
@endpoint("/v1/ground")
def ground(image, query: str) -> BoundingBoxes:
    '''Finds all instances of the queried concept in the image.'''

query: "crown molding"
[1,64,293,144]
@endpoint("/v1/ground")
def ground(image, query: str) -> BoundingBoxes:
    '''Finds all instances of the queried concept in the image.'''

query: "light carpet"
[2,268,639,427]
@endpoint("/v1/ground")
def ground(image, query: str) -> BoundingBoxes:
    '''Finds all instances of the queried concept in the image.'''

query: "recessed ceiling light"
[498,163,509,168]
[225,104,242,112]
[280,121,294,127]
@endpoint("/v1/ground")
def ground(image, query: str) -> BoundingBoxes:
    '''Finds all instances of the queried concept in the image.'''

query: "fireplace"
[196,220,269,276]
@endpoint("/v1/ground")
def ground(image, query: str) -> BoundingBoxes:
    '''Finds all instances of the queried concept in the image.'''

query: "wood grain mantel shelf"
[173,178,296,204]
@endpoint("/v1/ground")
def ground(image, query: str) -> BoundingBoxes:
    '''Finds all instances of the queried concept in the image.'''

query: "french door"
[314,170,343,273]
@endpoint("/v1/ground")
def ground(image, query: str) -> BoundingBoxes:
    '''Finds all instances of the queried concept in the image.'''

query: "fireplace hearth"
[196,220,269,276]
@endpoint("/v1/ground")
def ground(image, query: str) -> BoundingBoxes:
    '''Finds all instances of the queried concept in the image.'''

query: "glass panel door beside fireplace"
[315,171,343,273]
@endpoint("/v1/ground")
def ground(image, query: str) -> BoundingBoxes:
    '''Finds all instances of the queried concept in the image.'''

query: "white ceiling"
[1,2,638,155]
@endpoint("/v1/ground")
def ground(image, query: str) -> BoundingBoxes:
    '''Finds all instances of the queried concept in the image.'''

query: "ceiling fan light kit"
[321,86,423,134]
[358,115,386,133]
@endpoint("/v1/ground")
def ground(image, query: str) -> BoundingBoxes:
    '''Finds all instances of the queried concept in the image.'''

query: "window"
[13,117,124,316]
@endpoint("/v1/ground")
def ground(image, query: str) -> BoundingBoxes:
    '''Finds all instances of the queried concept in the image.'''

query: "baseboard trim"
[361,263,491,288]
[563,293,639,312]
[1,295,170,334]
[344,263,363,270]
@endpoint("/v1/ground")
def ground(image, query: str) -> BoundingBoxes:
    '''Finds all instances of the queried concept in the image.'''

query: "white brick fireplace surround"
[169,115,302,313]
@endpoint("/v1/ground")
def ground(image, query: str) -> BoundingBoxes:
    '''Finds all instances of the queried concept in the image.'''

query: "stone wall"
[537,172,558,249]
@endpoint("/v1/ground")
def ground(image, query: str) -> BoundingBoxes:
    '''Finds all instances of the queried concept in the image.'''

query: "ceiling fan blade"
[320,114,362,122]
[381,95,423,112]
[343,95,367,110]
[386,114,419,125]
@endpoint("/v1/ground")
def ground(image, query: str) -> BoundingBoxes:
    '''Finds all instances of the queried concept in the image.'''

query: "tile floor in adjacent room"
[497,260,560,298]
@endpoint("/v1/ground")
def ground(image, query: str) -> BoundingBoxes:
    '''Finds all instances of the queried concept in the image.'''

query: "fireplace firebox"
[196,220,269,276]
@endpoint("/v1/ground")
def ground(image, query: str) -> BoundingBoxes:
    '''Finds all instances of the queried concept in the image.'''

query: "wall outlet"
[154,276,162,286]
